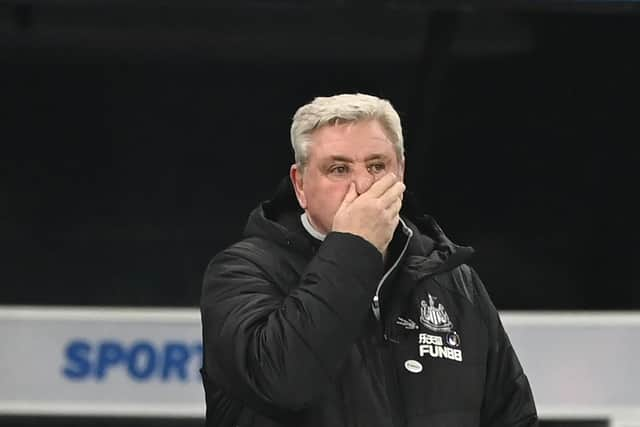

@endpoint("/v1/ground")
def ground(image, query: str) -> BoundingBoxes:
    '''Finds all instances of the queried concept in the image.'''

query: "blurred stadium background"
[2,1,640,426]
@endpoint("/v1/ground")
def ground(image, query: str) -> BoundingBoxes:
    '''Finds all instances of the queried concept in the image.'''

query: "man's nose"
[353,169,375,195]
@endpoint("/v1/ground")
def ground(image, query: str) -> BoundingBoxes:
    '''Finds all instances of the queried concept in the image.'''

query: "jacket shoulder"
[209,236,285,271]
[428,263,478,306]
[204,236,305,296]
[451,263,477,305]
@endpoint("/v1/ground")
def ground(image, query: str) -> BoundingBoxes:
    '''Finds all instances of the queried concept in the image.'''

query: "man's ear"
[290,164,307,209]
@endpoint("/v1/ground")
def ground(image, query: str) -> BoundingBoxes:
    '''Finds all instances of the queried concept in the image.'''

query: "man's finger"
[386,195,403,217]
[364,172,398,198]
[379,181,406,208]
[340,182,358,207]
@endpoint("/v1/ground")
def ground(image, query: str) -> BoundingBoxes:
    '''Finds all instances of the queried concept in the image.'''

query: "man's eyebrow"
[323,154,390,163]
[364,153,390,161]
[325,155,353,163]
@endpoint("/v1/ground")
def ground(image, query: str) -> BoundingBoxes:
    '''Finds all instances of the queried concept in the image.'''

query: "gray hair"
[290,93,404,168]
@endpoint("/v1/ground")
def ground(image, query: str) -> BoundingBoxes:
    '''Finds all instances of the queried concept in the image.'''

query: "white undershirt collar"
[300,212,326,241]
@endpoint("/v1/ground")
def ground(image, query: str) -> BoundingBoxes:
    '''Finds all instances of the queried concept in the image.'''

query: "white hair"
[290,93,404,168]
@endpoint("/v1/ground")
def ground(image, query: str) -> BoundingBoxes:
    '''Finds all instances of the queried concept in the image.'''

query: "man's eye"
[330,165,348,175]
[368,163,386,174]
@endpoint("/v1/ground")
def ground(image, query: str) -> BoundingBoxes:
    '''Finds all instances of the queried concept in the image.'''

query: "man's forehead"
[309,129,393,151]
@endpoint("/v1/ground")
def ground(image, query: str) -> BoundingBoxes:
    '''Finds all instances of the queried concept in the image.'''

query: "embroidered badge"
[396,316,419,330]
[446,332,461,347]
[419,293,453,332]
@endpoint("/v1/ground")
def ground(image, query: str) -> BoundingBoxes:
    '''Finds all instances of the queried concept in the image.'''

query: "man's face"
[290,119,405,234]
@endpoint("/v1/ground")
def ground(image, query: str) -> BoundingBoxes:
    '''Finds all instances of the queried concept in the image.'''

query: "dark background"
[2,2,639,426]
[2,1,640,313]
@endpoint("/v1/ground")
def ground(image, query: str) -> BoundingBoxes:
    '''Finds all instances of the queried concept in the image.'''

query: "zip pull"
[372,295,381,320]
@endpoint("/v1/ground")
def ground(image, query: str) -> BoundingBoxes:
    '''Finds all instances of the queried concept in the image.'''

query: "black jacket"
[200,180,538,427]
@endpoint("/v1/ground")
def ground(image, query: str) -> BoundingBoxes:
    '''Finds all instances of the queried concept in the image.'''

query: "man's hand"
[331,173,405,255]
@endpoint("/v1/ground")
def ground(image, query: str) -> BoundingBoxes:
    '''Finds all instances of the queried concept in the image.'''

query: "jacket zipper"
[372,219,412,427]
[372,218,413,321]
[373,315,405,427]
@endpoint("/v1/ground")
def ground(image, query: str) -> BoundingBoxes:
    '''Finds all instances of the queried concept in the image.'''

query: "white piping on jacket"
[372,218,413,320]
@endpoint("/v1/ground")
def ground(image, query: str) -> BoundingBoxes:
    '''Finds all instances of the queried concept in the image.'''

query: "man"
[200,93,538,426]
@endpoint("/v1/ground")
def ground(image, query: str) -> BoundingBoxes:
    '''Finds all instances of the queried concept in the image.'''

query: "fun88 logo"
[62,339,203,382]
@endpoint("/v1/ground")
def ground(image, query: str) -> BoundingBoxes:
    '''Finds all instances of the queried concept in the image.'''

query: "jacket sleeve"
[467,266,539,427]
[200,232,384,416]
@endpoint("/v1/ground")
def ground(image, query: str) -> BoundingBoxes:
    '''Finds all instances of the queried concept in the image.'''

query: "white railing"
[1,306,639,423]
[502,312,640,426]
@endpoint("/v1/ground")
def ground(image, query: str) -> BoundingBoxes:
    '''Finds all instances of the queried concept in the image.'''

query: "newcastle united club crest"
[419,293,453,332]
